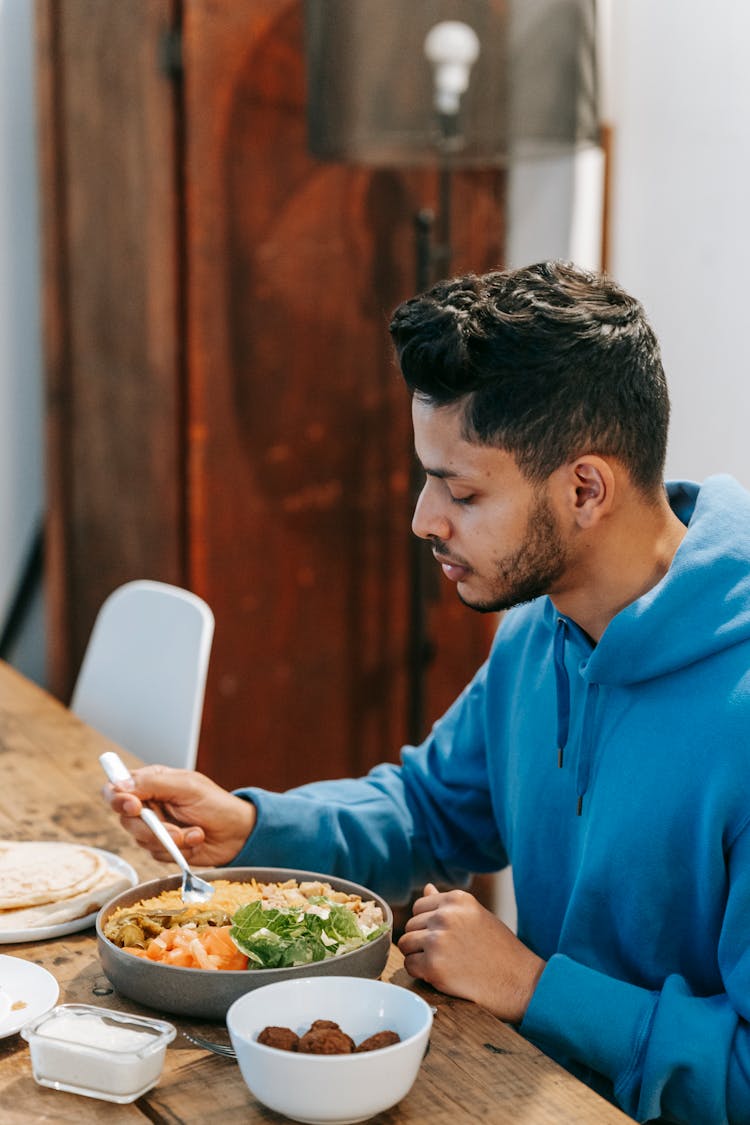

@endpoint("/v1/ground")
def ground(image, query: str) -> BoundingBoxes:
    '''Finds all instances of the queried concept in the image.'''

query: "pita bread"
[0,840,124,916]
[0,860,131,930]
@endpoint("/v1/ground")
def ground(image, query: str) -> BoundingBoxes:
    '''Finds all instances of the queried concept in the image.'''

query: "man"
[105,262,750,1123]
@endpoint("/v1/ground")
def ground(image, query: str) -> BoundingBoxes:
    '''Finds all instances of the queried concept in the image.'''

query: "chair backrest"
[70,580,214,770]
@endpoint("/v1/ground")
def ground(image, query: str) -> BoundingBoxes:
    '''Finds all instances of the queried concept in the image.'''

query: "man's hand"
[102,765,257,868]
[397,883,546,1024]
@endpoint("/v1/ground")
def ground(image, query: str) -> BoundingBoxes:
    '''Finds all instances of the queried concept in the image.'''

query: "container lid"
[21,1003,177,1056]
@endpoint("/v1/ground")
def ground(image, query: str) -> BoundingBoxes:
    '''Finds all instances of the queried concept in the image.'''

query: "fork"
[182,1030,237,1058]
[99,751,215,904]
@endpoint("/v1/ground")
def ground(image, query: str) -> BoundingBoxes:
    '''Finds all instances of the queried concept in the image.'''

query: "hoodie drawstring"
[553,618,570,768]
[575,682,600,816]
[553,616,600,815]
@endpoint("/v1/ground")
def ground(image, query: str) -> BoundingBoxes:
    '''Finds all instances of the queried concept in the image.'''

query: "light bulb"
[423,20,481,116]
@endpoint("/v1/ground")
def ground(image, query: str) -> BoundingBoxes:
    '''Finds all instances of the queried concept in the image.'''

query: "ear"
[568,456,615,529]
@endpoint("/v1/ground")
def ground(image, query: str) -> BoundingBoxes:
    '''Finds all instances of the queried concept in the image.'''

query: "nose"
[411,483,451,542]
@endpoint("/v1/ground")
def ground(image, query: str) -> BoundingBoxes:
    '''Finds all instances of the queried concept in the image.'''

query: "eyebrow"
[422,466,461,480]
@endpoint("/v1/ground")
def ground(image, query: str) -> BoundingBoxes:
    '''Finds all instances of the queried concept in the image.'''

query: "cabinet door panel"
[37,0,183,695]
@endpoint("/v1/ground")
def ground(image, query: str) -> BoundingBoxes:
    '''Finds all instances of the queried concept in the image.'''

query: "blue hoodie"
[233,475,750,1124]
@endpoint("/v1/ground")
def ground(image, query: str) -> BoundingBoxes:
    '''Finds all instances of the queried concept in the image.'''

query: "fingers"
[104,783,143,817]
[183,827,204,847]
[398,924,440,986]
[106,763,191,802]
[120,764,194,803]
[102,764,200,819]
[400,949,430,982]
[115,808,206,860]
[398,924,428,954]
[400,885,442,942]
[407,882,442,919]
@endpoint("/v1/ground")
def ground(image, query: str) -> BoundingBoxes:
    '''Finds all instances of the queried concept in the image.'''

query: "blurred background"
[1,0,749,832]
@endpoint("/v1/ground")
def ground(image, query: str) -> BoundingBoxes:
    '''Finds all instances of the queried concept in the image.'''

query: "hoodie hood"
[548,475,750,687]
[545,475,750,812]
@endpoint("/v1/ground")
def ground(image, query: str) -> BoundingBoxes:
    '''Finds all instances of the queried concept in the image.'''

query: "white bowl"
[226,976,433,1124]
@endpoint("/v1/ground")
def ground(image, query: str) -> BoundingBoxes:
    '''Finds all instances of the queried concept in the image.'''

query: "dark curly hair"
[389,261,670,494]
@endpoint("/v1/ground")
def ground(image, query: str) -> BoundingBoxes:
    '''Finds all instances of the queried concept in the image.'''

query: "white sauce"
[25,1007,174,1103]
[38,1011,156,1052]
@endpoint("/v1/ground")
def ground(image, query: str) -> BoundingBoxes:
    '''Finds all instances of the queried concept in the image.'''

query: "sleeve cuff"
[230,787,290,867]
[520,953,657,1084]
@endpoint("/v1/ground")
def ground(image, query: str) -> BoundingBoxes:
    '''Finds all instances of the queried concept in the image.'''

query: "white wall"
[0,0,45,683]
[607,0,750,485]
[506,145,606,271]
[509,1,750,488]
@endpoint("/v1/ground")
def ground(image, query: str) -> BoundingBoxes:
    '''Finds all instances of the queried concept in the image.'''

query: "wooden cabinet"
[36,0,504,792]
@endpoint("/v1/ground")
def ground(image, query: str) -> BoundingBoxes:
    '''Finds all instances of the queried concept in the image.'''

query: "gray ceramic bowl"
[96,867,393,1020]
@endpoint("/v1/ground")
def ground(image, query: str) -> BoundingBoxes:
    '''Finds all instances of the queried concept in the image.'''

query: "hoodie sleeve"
[521,816,750,1125]
[230,665,508,904]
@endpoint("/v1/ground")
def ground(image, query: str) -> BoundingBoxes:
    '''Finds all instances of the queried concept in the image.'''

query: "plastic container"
[21,1003,176,1103]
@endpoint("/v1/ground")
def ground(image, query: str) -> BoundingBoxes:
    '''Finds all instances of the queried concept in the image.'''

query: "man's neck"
[551,494,687,643]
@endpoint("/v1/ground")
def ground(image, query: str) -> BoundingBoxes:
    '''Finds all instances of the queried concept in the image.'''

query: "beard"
[458,490,569,614]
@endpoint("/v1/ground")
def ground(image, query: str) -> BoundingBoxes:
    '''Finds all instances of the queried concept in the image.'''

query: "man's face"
[411,398,570,613]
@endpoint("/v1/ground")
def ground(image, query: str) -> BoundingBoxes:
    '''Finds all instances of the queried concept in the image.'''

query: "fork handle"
[99,751,190,875]
[139,807,191,875]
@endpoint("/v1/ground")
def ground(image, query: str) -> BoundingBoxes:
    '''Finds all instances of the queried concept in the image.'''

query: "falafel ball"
[257,1025,300,1052]
[298,1027,355,1054]
[356,1030,401,1052]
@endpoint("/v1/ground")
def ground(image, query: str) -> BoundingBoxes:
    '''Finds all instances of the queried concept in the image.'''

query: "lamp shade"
[304,0,599,167]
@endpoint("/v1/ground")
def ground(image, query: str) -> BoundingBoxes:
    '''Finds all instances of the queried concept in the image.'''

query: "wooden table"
[0,661,633,1123]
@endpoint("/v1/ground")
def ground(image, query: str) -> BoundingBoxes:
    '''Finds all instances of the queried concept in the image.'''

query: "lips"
[433,553,471,583]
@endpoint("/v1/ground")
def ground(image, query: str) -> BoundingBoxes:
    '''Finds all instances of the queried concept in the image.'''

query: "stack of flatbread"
[0,840,132,932]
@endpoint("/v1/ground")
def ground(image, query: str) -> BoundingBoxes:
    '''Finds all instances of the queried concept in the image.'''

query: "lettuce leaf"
[229,897,388,969]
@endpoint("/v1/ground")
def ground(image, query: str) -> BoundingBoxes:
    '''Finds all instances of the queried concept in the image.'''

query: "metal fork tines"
[182,1030,237,1058]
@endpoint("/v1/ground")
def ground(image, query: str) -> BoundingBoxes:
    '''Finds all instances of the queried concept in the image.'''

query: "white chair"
[70,579,214,769]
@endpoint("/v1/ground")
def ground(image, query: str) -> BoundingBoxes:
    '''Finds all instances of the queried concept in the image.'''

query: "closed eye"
[450,493,475,506]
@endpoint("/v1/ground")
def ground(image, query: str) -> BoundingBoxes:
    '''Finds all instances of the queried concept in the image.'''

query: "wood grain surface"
[0,661,632,1123]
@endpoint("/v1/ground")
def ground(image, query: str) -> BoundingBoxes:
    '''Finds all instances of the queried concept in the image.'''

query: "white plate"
[0,849,139,944]
[0,954,60,1038]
